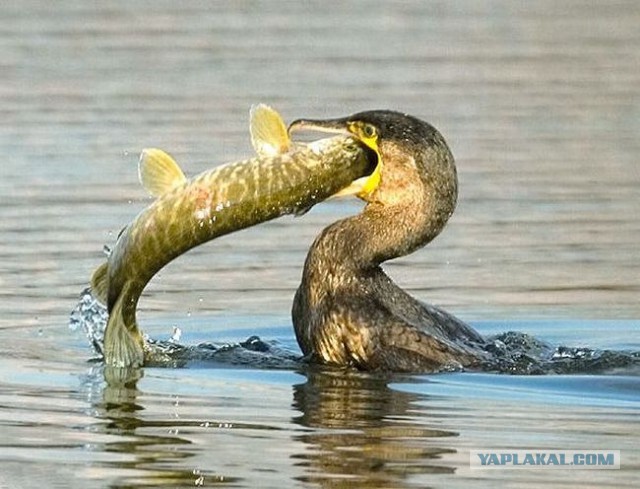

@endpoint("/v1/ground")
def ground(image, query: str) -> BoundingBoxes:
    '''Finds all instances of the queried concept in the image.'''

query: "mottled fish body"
[91,105,374,367]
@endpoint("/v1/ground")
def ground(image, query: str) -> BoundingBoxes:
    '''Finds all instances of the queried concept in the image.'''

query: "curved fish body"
[91,106,375,367]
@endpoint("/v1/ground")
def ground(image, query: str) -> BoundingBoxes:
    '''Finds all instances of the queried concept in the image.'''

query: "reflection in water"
[88,366,239,488]
[88,365,461,488]
[291,368,457,488]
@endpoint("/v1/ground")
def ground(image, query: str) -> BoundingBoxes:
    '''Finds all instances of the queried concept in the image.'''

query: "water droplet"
[68,287,108,356]
[170,326,182,343]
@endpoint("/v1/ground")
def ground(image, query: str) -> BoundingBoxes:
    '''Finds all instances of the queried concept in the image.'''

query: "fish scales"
[95,135,373,367]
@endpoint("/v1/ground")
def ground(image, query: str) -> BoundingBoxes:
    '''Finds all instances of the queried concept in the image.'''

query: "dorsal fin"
[250,104,291,157]
[138,148,187,197]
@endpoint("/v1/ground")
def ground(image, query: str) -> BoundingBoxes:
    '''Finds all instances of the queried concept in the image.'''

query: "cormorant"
[289,111,487,372]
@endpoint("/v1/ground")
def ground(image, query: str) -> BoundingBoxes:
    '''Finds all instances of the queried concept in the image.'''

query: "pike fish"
[90,105,376,368]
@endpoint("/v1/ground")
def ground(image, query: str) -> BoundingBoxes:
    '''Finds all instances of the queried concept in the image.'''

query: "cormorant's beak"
[288,117,382,200]
[288,117,352,137]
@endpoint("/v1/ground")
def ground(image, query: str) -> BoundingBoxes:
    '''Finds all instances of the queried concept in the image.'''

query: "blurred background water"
[0,1,638,487]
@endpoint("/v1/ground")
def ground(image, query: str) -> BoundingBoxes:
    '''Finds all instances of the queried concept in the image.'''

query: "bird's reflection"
[81,364,460,488]
[291,368,458,488]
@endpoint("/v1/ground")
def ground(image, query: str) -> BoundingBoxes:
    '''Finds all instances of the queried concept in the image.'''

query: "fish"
[90,104,377,368]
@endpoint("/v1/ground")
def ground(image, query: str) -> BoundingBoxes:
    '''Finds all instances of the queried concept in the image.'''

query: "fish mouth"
[289,117,381,199]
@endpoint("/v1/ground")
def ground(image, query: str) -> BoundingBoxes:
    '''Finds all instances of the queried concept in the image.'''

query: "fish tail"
[91,263,145,367]
[103,291,145,368]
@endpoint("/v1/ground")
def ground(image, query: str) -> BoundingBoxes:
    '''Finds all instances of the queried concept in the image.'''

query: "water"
[1,1,639,487]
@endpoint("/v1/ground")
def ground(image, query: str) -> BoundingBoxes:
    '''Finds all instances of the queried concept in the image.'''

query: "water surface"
[1,1,639,487]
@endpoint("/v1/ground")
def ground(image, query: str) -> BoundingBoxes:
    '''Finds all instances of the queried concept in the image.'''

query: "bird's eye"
[362,124,377,138]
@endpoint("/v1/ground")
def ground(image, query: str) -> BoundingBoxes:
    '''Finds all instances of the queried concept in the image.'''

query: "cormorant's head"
[289,110,457,207]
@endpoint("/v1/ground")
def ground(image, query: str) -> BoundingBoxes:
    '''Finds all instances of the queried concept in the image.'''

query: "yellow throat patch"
[341,121,382,199]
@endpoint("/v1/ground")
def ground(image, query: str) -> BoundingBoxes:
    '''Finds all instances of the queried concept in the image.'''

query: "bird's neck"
[301,136,458,290]
[303,187,456,283]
